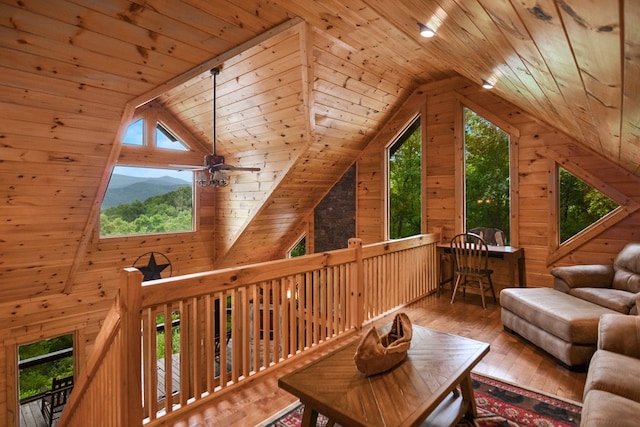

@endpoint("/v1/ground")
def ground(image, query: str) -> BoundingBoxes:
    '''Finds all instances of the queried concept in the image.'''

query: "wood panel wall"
[357,76,640,292]
[3,72,639,425]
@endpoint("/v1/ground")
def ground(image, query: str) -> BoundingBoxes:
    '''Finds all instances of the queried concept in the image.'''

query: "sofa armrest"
[551,264,614,293]
[598,313,640,358]
[628,292,640,315]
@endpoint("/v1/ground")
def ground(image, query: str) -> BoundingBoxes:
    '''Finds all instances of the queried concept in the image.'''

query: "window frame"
[455,99,520,246]
[287,233,307,258]
[100,104,208,239]
[385,113,423,240]
[546,152,635,265]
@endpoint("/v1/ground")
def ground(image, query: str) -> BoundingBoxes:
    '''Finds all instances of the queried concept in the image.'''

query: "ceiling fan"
[173,67,260,187]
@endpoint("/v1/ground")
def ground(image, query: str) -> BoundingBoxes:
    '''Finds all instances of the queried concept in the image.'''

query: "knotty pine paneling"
[356,87,429,244]
[2,0,640,422]
[356,76,640,290]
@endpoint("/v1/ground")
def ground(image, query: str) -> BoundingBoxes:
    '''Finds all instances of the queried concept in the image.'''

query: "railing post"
[348,238,365,329]
[121,267,144,426]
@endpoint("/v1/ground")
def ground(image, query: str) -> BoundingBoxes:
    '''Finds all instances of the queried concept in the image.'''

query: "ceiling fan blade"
[169,164,208,171]
[212,164,261,172]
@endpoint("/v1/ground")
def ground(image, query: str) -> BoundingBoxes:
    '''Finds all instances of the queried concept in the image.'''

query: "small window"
[155,122,189,151]
[18,334,74,403]
[288,235,306,258]
[122,119,144,146]
[559,168,619,243]
[100,166,194,237]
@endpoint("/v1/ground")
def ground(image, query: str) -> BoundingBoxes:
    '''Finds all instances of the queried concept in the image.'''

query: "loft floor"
[20,292,587,427]
[162,291,587,426]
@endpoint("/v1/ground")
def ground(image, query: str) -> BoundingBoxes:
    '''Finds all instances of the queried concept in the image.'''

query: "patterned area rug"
[259,373,581,427]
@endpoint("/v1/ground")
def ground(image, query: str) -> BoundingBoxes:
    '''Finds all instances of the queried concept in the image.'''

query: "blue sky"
[115,119,192,182]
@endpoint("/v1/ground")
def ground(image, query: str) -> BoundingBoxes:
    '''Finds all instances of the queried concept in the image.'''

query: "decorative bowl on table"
[353,312,413,376]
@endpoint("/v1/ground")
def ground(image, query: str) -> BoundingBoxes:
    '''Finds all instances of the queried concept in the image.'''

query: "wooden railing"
[58,234,438,426]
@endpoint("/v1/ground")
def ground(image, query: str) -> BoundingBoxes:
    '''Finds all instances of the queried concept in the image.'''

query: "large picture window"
[388,116,421,239]
[463,108,510,244]
[100,114,197,237]
[100,166,193,237]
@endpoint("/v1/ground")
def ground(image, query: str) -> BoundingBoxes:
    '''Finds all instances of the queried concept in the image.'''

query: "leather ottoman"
[500,287,618,367]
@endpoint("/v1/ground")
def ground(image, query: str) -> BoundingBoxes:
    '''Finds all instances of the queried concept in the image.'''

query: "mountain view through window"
[100,166,194,237]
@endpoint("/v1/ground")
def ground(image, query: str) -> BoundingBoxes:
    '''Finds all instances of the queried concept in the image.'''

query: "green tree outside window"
[559,168,618,243]
[389,118,421,239]
[464,109,510,243]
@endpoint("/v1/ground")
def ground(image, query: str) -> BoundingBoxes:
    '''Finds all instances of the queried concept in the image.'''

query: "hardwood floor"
[172,292,587,426]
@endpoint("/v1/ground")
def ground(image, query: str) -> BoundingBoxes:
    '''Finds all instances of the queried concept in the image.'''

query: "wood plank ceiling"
[1,0,639,295]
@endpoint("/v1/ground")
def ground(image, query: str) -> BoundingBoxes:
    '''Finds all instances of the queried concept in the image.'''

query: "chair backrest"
[51,375,74,412]
[613,242,640,293]
[450,232,490,274]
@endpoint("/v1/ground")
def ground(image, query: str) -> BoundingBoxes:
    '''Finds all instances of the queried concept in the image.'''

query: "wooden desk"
[436,243,526,289]
[278,325,490,427]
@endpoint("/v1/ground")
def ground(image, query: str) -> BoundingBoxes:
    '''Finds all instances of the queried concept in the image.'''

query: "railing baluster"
[162,304,173,414]
[204,295,214,393]
[191,296,202,399]
[272,279,281,363]
[58,235,437,427]
[178,300,188,407]
[218,290,229,390]
[252,284,260,374]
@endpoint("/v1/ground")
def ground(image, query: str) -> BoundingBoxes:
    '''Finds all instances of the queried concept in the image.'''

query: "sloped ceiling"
[145,0,640,265]
[1,0,639,291]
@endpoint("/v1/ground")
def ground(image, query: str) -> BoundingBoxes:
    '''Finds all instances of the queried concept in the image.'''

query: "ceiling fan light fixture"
[197,169,229,187]
[418,22,436,38]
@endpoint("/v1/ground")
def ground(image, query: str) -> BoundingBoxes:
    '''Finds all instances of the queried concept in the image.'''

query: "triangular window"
[559,168,619,243]
[155,122,189,151]
[122,119,144,146]
[288,235,306,258]
[121,119,190,151]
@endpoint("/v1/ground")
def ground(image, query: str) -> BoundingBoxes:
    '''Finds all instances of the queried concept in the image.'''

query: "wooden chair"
[450,232,497,309]
[41,375,74,427]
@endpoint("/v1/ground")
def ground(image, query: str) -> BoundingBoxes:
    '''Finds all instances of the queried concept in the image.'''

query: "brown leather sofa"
[501,243,640,368]
[581,314,640,427]
[551,242,640,315]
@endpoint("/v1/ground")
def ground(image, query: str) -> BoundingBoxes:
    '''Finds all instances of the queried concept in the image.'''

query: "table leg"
[508,256,516,287]
[459,373,477,418]
[301,404,319,427]
[437,248,453,296]
[518,254,526,287]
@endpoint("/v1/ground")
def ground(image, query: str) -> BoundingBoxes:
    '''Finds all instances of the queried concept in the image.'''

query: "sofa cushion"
[581,390,640,427]
[551,265,613,293]
[500,288,617,344]
[569,288,635,314]
[612,242,640,293]
[598,314,640,357]
[584,350,640,403]
[501,308,596,366]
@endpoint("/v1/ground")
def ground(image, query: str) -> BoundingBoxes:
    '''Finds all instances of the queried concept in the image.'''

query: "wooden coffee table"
[278,325,489,427]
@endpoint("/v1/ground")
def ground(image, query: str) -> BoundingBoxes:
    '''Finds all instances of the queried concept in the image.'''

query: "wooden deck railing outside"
[58,234,438,426]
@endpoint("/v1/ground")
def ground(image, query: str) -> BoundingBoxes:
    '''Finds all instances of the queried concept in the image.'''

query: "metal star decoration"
[136,252,171,281]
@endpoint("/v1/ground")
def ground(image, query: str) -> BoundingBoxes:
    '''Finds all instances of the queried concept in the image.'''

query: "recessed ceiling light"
[482,79,494,89]
[418,23,436,38]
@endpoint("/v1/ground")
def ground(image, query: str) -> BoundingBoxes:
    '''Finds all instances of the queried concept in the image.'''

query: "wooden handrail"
[58,235,438,426]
